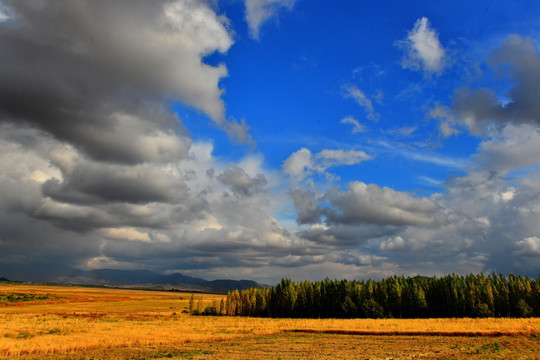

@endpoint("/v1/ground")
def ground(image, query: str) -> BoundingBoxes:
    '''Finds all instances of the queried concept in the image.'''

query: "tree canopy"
[225,273,539,318]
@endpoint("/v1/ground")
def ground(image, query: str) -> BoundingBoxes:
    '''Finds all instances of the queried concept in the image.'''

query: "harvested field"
[1,284,539,359]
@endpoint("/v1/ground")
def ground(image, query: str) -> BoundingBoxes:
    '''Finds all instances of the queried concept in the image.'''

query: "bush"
[191,306,219,316]
[202,306,218,315]
[474,302,492,318]
[516,299,533,317]
[362,299,384,318]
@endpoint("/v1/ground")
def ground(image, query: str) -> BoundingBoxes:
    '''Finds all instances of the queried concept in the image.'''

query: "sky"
[1,0,540,284]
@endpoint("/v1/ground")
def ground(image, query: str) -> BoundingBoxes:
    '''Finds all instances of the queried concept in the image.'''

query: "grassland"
[1,283,539,359]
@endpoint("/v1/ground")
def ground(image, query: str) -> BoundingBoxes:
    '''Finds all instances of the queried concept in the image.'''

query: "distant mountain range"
[86,269,265,292]
[0,264,267,293]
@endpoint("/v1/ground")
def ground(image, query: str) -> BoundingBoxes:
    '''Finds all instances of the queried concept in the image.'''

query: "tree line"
[224,273,539,318]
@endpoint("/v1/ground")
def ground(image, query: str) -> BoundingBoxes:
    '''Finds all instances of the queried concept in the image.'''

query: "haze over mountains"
[0,265,265,292]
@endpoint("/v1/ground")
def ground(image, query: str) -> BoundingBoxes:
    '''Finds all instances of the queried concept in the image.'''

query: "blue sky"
[179,0,537,192]
[1,0,540,283]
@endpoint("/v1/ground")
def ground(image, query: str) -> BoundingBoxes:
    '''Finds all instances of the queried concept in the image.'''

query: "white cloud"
[160,0,234,121]
[514,236,540,257]
[340,116,366,134]
[101,228,151,243]
[283,147,314,179]
[343,85,379,121]
[0,8,8,23]
[221,117,256,146]
[84,256,123,271]
[315,149,372,168]
[379,236,406,251]
[475,123,540,177]
[429,104,462,138]
[283,148,372,180]
[0,122,316,280]
[3,4,540,283]
[245,0,296,40]
[399,17,446,75]
[407,152,465,169]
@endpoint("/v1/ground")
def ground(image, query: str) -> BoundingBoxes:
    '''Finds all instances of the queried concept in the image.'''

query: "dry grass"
[1,283,539,359]
[164,333,540,360]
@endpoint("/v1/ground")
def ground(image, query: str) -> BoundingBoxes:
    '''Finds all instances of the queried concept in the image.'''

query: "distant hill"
[0,264,267,292]
[89,269,206,286]
[85,269,266,292]
[0,277,10,282]
[205,279,263,292]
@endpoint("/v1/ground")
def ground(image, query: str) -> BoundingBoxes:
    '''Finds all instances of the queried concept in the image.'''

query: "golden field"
[1,283,539,359]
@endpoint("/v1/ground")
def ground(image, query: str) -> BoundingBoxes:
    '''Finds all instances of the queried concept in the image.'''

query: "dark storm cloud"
[299,223,401,247]
[0,0,232,163]
[451,35,540,133]
[288,188,321,224]
[32,194,210,233]
[2,2,539,283]
[0,1,327,281]
[42,153,187,205]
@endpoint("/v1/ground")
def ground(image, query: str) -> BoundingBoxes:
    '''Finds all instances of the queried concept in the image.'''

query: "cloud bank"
[1,3,539,283]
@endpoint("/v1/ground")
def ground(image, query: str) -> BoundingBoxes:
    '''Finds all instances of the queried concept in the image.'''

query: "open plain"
[1,284,539,359]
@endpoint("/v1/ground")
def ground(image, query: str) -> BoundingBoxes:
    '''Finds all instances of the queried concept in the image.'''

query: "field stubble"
[1,284,539,359]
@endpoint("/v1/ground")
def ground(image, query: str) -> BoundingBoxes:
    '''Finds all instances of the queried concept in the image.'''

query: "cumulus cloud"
[399,17,446,75]
[2,2,540,283]
[218,166,267,196]
[435,35,540,137]
[270,250,386,268]
[423,39,540,276]
[283,148,314,180]
[514,236,540,257]
[324,181,445,227]
[244,0,295,39]
[0,2,306,281]
[42,152,187,205]
[279,35,540,279]
[288,188,321,224]
[379,236,407,251]
[0,125,314,275]
[474,123,540,177]
[0,0,234,162]
[342,85,379,121]
[299,222,401,248]
[489,35,540,124]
